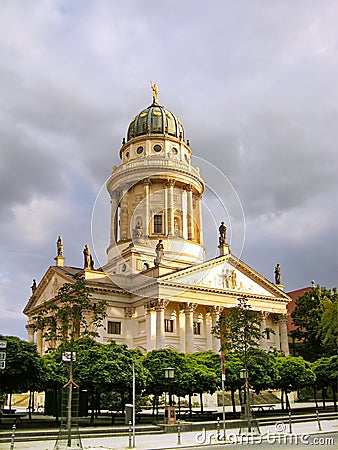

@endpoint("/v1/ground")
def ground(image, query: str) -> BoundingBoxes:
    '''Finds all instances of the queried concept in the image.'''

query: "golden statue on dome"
[150,81,159,103]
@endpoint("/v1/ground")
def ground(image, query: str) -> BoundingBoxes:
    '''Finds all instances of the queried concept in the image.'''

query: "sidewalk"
[2,418,337,449]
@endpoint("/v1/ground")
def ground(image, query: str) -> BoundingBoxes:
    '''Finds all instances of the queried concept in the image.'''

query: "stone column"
[36,328,43,355]
[211,306,223,353]
[26,324,35,343]
[279,314,289,355]
[143,179,150,236]
[185,303,197,353]
[110,192,119,245]
[271,315,280,351]
[260,312,269,350]
[124,307,135,349]
[155,299,168,349]
[145,302,156,351]
[205,311,212,350]
[182,189,188,239]
[166,180,175,236]
[196,194,203,245]
[186,185,194,240]
[178,306,186,352]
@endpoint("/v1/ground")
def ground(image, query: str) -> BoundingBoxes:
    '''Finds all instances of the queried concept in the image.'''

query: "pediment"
[23,266,78,314]
[160,255,288,299]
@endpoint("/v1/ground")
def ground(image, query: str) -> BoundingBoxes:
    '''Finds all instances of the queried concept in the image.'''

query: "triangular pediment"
[159,255,289,300]
[23,266,81,314]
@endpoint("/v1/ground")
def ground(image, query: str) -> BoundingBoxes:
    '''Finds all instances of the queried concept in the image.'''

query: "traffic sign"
[0,360,5,369]
[0,340,7,349]
[0,352,6,360]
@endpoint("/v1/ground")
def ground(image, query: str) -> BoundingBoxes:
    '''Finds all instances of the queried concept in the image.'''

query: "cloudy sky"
[1,0,337,339]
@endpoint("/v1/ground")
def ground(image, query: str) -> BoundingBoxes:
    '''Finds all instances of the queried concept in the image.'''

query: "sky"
[0,0,337,339]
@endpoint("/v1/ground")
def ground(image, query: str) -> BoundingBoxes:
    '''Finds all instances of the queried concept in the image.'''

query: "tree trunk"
[314,387,318,409]
[285,391,291,410]
[9,392,12,412]
[188,394,192,418]
[90,388,95,425]
[331,385,337,412]
[231,388,236,414]
[55,388,59,423]
[28,391,32,420]
[322,388,326,409]
[199,392,203,413]
[152,395,156,416]
[280,389,284,410]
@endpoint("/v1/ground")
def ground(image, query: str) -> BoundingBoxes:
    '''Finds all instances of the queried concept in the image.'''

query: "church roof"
[126,101,185,142]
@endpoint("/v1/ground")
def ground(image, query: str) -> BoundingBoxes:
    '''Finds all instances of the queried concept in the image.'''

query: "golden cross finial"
[150,81,158,103]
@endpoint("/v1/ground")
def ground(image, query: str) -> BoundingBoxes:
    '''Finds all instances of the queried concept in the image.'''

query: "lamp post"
[240,368,251,432]
[164,367,175,406]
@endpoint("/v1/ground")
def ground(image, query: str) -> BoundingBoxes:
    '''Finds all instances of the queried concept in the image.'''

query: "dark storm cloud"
[0,0,337,337]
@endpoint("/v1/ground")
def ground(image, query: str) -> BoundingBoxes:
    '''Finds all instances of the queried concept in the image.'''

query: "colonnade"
[109,180,203,245]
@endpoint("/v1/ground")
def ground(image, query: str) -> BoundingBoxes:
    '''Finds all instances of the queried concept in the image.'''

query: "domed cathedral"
[23,85,291,357]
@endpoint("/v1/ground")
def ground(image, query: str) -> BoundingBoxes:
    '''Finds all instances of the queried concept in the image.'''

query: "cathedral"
[23,86,291,356]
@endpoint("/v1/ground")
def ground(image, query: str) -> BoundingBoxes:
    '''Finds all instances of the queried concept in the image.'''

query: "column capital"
[143,178,151,186]
[184,302,198,313]
[155,299,169,311]
[165,179,175,188]
[144,301,156,314]
[185,184,193,192]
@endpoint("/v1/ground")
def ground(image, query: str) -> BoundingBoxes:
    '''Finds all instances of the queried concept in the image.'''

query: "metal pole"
[10,424,16,450]
[216,416,220,440]
[221,354,226,440]
[316,409,322,431]
[288,411,292,434]
[177,419,181,445]
[132,362,136,448]
[67,358,73,448]
[128,420,132,448]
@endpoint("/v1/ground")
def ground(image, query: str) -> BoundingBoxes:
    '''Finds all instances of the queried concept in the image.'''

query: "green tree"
[0,336,46,417]
[142,348,186,415]
[34,273,107,349]
[275,355,315,410]
[185,353,219,413]
[318,289,338,352]
[291,284,337,360]
[34,273,106,445]
[313,356,338,411]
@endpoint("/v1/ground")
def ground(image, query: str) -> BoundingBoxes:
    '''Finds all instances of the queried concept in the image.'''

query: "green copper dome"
[127,101,185,142]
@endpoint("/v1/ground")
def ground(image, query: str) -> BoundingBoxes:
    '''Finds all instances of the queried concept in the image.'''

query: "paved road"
[1,419,336,450]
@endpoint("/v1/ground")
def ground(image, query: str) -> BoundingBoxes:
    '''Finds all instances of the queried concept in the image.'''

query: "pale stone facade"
[23,90,291,356]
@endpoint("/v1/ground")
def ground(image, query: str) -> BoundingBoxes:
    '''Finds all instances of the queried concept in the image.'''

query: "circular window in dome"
[154,144,162,153]
[136,146,144,154]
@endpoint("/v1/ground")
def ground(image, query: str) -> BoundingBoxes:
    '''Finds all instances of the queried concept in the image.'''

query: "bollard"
[316,409,322,431]
[128,420,132,448]
[216,416,221,440]
[10,424,16,450]
[288,411,292,434]
[177,419,181,445]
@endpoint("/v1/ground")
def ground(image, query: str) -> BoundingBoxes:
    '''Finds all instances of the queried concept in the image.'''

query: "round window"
[153,144,162,153]
[125,152,130,159]
[136,146,144,154]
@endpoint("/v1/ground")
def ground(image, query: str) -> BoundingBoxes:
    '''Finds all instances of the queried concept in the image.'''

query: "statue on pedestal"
[274,263,281,284]
[218,221,227,245]
[83,244,94,270]
[154,240,164,266]
[57,236,63,256]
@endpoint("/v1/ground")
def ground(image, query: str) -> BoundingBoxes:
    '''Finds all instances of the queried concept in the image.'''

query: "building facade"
[23,87,291,356]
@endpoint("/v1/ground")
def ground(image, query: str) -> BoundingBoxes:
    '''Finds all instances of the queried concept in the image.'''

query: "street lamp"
[164,367,175,407]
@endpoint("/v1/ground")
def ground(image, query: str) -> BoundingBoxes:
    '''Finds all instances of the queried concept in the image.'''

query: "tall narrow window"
[154,214,163,234]
[193,322,201,335]
[164,319,174,332]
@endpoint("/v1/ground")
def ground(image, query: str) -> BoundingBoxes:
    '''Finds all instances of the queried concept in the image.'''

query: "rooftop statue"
[151,81,159,103]
[154,239,164,266]
[83,244,94,270]
[219,221,227,245]
[57,235,63,256]
[274,263,281,284]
